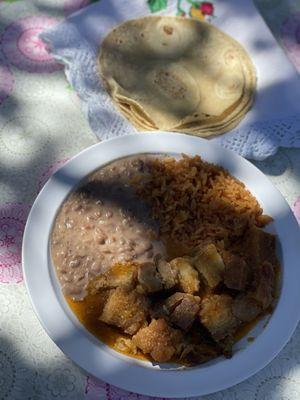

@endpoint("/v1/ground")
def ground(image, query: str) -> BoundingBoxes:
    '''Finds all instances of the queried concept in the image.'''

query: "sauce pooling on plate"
[51,154,280,366]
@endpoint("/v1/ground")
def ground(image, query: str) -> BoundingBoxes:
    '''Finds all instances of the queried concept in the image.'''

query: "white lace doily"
[40,0,300,161]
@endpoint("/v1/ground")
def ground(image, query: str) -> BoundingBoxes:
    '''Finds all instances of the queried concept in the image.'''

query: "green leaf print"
[147,0,168,13]
[186,0,201,7]
[3,0,22,3]
[66,84,74,91]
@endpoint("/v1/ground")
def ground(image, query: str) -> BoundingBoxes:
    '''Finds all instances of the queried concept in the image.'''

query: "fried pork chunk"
[180,343,220,365]
[92,263,137,291]
[223,252,249,291]
[99,287,149,334]
[156,258,178,290]
[232,295,261,322]
[132,319,183,362]
[193,244,225,288]
[232,261,275,321]
[251,261,275,310]
[137,262,163,293]
[242,227,277,268]
[199,294,239,341]
[170,257,200,294]
[164,293,201,331]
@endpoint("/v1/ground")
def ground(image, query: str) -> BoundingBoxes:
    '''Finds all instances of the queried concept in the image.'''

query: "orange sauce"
[104,262,136,281]
[66,262,148,360]
[233,316,261,342]
[66,293,147,361]
[66,257,281,362]
[233,264,281,343]
[67,290,268,362]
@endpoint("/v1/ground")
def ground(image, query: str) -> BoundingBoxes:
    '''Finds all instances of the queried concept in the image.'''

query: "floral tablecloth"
[0,1,300,399]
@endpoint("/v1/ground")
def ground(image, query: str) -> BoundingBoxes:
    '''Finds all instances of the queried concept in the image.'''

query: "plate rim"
[22,131,300,398]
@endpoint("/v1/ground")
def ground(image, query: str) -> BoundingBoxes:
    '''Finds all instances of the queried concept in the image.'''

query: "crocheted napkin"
[41,0,300,160]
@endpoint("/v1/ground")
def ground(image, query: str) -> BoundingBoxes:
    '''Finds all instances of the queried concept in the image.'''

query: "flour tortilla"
[99,16,256,137]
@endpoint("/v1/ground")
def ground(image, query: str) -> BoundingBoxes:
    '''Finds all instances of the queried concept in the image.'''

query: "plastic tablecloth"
[0,1,300,399]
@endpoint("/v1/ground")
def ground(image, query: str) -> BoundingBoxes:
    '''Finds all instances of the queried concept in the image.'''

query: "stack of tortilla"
[98,16,256,138]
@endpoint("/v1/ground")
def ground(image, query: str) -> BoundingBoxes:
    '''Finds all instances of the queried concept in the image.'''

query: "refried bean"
[51,156,165,300]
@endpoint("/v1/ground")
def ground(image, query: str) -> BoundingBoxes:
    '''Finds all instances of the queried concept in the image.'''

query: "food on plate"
[99,287,149,335]
[51,154,279,365]
[199,294,239,341]
[170,257,200,294]
[163,293,201,331]
[98,16,256,137]
[193,244,225,288]
[132,318,183,363]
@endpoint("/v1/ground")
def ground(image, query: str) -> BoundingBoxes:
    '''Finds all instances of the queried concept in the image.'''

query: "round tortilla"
[99,16,256,137]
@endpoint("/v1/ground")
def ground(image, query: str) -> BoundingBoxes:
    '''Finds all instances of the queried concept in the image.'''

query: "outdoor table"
[0,1,300,399]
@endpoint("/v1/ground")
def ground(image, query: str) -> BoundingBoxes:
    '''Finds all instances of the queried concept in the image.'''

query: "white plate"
[23,132,300,398]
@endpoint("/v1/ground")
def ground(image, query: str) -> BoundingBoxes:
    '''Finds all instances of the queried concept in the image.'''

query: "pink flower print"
[85,377,106,399]
[106,384,141,400]
[0,203,31,284]
[200,2,214,16]
[0,58,14,105]
[85,376,167,400]
[280,12,300,73]
[292,196,300,225]
[18,28,52,62]
[1,16,63,73]
[37,158,70,193]
[64,0,90,17]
